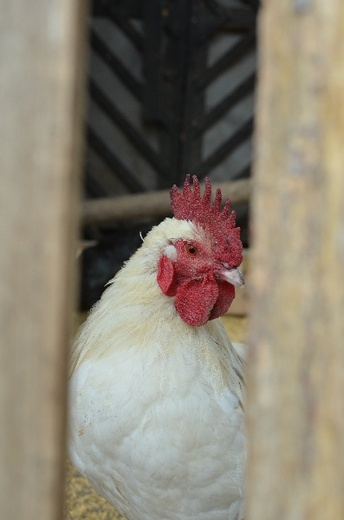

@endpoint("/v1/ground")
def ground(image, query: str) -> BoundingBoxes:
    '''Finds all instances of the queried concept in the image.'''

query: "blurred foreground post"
[248,2,344,520]
[0,2,87,519]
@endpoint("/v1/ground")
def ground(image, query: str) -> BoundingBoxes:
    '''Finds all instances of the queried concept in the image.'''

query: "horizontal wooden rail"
[81,178,251,225]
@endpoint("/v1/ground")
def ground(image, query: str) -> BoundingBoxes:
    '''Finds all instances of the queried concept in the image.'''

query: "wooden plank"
[81,178,252,224]
[247,2,344,520]
[0,2,88,519]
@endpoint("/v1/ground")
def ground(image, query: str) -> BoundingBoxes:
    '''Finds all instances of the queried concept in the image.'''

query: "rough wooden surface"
[81,178,251,224]
[247,2,344,520]
[0,2,87,519]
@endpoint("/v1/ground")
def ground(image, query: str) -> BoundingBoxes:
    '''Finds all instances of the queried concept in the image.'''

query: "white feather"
[69,217,246,520]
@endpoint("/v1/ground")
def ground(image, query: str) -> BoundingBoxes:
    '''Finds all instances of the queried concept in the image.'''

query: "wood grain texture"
[0,2,88,519]
[81,178,251,224]
[247,2,344,520]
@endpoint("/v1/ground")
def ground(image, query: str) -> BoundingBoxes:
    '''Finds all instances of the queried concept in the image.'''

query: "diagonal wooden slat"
[90,30,142,101]
[233,163,251,180]
[89,79,166,176]
[142,0,163,121]
[195,72,256,135]
[107,11,143,52]
[196,32,256,91]
[195,118,253,177]
[86,0,257,201]
[87,126,144,193]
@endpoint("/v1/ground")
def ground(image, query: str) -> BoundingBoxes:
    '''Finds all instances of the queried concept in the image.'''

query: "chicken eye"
[186,244,198,257]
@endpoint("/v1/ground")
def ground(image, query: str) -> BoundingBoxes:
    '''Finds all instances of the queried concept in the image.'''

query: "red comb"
[170,175,243,266]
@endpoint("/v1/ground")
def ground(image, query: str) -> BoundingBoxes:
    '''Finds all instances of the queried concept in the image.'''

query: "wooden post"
[248,2,344,520]
[0,2,87,519]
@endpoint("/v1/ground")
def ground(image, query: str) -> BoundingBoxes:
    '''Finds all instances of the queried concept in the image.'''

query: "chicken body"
[69,216,246,520]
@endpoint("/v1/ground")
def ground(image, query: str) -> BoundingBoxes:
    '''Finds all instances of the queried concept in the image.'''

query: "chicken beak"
[220,267,245,288]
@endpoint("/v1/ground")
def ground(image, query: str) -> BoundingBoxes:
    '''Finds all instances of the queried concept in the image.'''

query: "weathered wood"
[247,2,344,520]
[82,178,251,224]
[0,2,87,519]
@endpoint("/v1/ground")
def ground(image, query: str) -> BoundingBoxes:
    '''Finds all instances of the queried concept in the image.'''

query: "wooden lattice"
[86,0,259,198]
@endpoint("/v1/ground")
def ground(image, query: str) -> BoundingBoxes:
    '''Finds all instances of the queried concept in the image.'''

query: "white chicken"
[69,175,246,520]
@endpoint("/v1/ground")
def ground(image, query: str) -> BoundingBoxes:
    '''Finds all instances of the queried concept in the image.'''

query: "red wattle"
[175,274,219,326]
[158,255,236,326]
[209,281,235,320]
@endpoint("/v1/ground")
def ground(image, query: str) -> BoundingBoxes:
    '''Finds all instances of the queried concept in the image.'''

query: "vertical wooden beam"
[0,2,87,519]
[248,2,344,520]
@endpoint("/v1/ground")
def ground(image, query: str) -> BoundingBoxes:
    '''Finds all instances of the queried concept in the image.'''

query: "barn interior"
[68,3,257,517]
[2,1,344,519]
